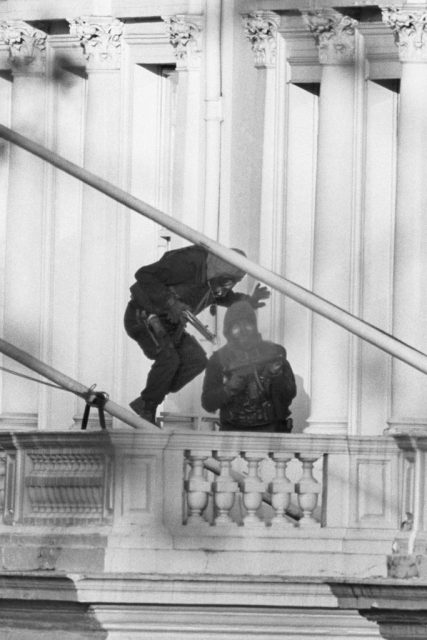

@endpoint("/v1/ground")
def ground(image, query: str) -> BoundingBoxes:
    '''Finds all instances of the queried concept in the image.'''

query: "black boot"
[129,397,159,426]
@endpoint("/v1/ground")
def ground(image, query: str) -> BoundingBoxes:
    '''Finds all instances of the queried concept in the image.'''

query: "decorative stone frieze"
[162,14,202,71]
[0,20,46,72]
[68,16,123,69]
[303,10,358,64]
[382,7,427,62]
[242,11,280,68]
[24,450,111,524]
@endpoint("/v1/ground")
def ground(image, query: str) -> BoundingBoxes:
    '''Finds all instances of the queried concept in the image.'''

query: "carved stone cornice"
[303,10,358,65]
[362,609,427,640]
[382,7,427,62]
[68,16,123,70]
[242,11,280,68]
[162,14,202,71]
[0,20,47,73]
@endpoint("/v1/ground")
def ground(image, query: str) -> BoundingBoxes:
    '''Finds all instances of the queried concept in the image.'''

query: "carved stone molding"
[24,450,111,525]
[382,7,427,62]
[162,14,202,71]
[303,10,358,65]
[68,15,123,69]
[242,11,280,68]
[0,20,46,73]
[362,609,427,640]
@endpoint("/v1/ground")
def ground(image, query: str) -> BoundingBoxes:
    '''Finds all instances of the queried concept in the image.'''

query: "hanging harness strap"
[81,385,109,430]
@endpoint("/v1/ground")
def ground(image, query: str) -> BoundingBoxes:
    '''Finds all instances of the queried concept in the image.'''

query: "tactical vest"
[218,343,286,428]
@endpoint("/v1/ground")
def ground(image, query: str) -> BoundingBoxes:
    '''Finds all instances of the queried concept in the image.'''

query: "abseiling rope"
[1,124,427,375]
[0,337,158,431]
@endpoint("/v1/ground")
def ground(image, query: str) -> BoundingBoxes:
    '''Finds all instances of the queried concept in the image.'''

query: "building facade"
[0,0,427,638]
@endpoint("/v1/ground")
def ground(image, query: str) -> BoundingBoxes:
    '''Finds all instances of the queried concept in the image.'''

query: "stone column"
[0,56,12,423]
[0,21,47,429]
[303,11,358,435]
[243,11,284,340]
[382,6,427,431]
[163,14,203,235]
[162,15,204,416]
[68,16,123,428]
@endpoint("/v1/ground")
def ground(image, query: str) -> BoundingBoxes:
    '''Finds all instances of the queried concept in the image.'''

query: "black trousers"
[124,302,208,405]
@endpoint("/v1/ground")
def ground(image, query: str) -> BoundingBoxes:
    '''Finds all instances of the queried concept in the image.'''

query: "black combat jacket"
[130,245,249,315]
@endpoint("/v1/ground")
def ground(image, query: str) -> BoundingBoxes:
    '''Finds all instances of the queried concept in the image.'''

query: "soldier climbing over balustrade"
[124,244,270,425]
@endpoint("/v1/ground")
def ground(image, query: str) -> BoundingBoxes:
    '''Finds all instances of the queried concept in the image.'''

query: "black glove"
[250,283,270,309]
[224,372,247,397]
[165,298,189,324]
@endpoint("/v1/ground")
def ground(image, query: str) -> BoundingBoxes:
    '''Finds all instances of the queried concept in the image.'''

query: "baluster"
[295,454,321,527]
[268,452,295,527]
[212,451,238,525]
[241,452,266,526]
[184,450,211,524]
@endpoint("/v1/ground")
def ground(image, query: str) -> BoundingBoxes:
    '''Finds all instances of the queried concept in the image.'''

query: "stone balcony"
[0,422,427,638]
[0,424,405,576]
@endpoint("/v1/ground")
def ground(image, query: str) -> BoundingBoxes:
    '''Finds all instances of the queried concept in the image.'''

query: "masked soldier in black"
[124,245,269,424]
[201,301,296,433]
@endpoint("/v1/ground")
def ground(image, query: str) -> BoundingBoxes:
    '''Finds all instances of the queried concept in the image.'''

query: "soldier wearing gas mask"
[124,245,269,425]
[201,301,296,432]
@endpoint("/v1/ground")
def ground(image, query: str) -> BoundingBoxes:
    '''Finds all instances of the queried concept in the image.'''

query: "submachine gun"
[224,352,285,377]
[130,281,216,344]
[181,309,216,343]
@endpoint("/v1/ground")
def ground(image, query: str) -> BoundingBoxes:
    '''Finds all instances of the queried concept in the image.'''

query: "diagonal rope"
[0,365,65,390]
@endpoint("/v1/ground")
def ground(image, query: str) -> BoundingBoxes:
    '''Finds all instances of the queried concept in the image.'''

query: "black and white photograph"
[0,1,424,638]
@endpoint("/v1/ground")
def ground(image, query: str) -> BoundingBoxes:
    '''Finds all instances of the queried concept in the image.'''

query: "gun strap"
[81,386,109,431]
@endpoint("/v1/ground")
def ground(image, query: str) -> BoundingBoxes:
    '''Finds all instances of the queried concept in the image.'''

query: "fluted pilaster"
[161,16,204,234]
[304,10,358,435]
[66,17,123,415]
[0,22,49,429]
[382,5,427,428]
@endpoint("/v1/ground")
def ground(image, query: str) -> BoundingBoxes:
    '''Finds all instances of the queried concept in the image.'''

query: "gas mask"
[229,320,259,349]
[209,276,237,299]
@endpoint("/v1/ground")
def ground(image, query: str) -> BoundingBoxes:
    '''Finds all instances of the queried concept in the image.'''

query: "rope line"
[0,365,65,390]
[0,366,108,431]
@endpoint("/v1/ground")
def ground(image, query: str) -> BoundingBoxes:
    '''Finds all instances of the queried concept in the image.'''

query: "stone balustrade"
[0,426,407,577]
[184,448,322,528]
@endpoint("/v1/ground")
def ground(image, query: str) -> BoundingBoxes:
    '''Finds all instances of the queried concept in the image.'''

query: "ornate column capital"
[162,14,202,71]
[382,6,427,62]
[303,10,358,64]
[242,11,280,68]
[0,20,47,73]
[68,16,123,70]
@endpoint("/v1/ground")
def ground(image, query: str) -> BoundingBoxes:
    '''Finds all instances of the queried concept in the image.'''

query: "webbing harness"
[81,385,109,430]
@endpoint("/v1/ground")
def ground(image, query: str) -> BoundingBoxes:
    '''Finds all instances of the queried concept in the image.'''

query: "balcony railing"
[0,426,410,578]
